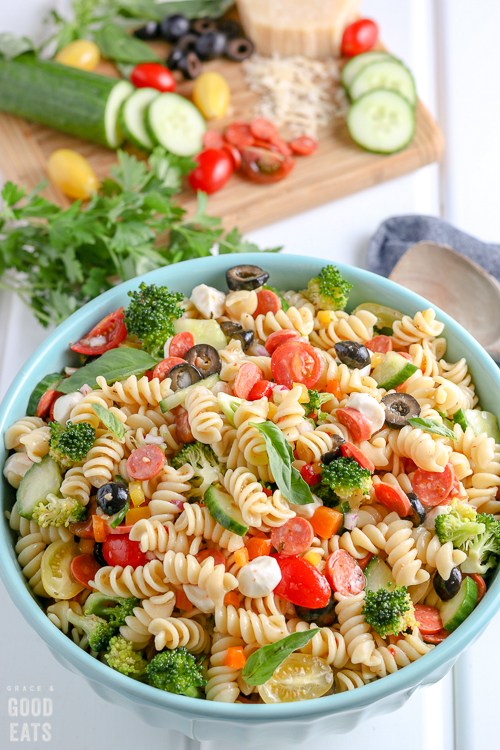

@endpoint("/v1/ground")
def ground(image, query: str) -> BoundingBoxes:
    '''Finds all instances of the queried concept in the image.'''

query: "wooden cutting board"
[0,40,443,234]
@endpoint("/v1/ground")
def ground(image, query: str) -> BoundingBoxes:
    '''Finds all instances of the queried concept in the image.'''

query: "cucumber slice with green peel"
[371,351,418,390]
[173,319,227,350]
[364,556,396,592]
[120,87,158,150]
[27,373,62,416]
[160,373,219,413]
[105,80,134,148]
[147,93,206,156]
[348,89,416,154]
[463,409,500,443]
[342,51,395,90]
[17,457,62,520]
[204,485,248,536]
[352,302,404,331]
[349,59,417,106]
[438,576,478,632]
[217,393,243,426]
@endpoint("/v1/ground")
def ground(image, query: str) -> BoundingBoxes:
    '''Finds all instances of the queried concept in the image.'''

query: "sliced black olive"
[133,21,159,40]
[97,482,129,515]
[191,17,217,35]
[166,36,197,71]
[184,345,221,377]
[334,341,371,370]
[295,594,337,627]
[434,567,463,601]
[231,329,254,352]
[176,33,199,51]
[225,36,254,61]
[217,19,243,38]
[177,51,201,80]
[321,437,346,463]
[169,362,203,390]
[93,541,106,567]
[382,392,421,429]
[220,320,243,337]
[160,13,190,42]
[226,264,269,291]
[195,31,227,61]
[406,492,427,527]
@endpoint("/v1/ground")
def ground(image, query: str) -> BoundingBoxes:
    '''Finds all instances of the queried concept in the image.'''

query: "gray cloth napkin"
[366,215,500,281]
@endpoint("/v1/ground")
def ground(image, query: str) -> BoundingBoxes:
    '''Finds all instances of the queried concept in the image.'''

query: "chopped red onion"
[144,434,165,445]
[343,512,358,530]
[80,384,92,395]
[248,342,268,356]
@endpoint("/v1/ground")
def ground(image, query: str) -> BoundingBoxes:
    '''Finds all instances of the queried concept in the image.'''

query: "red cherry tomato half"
[300,463,317,486]
[357,552,374,571]
[203,129,225,150]
[340,441,375,472]
[250,117,278,141]
[341,18,378,57]
[398,352,413,362]
[225,121,254,149]
[69,501,96,539]
[272,554,331,608]
[130,62,176,92]
[169,331,195,359]
[240,145,295,185]
[195,549,227,568]
[222,143,242,170]
[412,464,454,508]
[126,445,165,480]
[71,554,101,589]
[271,341,322,389]
[465,573,487,603]
[422,628,450,644]
[414,605,443,635]
[234,362,263,399]
[71,307,127,355]
[325,550,365,596]
[288,136,318,155]
[102,535,147,569]
[153,356,186,382]
[366,335,393,354]
[253,288,281,317]
[336,407,372,442]
[265,330,302,355]
[37,389,61,420]
[267,136,292,157]
[248,379,274,401]
[188,149,233,195]
[271,517,314,556]
[173,407,195,444]
[374,481,412,517]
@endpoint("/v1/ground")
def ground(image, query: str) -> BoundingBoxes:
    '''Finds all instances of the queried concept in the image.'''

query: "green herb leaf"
[242,629,320,686]
[94,23,161,63]
[261,285,289,312]
[340,500,351,514]
[118,0,236,21]
[92,403,126,440]
[249,421,314,505]
[452,409,470,432]
[406,417,457,441]
[109,498,130,528]
[0,33,33,60]
[58,348,158,394]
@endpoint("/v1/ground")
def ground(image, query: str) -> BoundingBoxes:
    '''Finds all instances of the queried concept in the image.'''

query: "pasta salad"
[4,263,500,704]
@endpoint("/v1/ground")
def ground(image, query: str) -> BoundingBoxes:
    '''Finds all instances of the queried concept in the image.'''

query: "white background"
[1,0,499,748]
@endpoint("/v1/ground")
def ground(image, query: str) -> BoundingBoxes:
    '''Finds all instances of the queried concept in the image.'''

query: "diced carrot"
[126,505,151,526]
[234,547,250,567]
[224,646,247,669]
[176,588,193,612]
[78,538,95,555]
[245,537,272,560]
[326,379,342,399]
[92,515,109,543]
[310,507,343,539]
[224,591,240,608]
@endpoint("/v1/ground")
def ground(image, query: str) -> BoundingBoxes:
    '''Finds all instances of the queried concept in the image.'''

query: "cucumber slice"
[105,80,134,148]
[204,485,248,536]
[348,89,416,154]
[173,319,227,350]
[217,393,243,426]
[371,351,418,390]
[159,373,219,413]
[352,303,403,331]
[364,555,396,592]
[147,93,206,156]
[349,59,417,106]
[342,51,395,90]
[17,457,62,520]
[26,373,62,416]
[438,575,478,632]
[120,87,158,150]
[464,409,500,443]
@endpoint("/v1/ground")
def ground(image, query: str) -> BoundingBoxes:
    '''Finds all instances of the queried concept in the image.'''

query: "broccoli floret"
[49,420,95,467]
[460,513,500,575]
[31,493,86,527]
[435,499,485,546]
[314,457,372,507]
[66,610,116,652]
[171,441,222,498]
[105,636,148,677]
[84,592,140,629]
[306,265,353,311]
[124,282,184,358]
[362,585,417,638]
[146,648,206,698]
[304,389,334,419]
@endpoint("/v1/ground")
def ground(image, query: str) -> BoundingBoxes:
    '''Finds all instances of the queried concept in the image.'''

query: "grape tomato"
[102,535,146,568]
[271,341,322,389]
[131,62,176,92]
[41,540,84,599]
[71,307,126,355]
[258,653,333,704]
[341,19,378,57]
[272,554,331,608]
[188,149,233,195]
[341,441,375,472]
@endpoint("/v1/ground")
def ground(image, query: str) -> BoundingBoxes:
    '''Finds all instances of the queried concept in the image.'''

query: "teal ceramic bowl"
[1,253,499,745]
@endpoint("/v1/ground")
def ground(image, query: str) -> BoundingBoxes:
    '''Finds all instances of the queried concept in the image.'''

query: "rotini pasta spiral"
[272,386,306,442]
[334,592,381,668]
[148,615,210,653]
[387,425,451,473]
[129,518,202,556]
[60,465,92,505]
[90,560,170,598]
[295,423,347,463]
[371,630,433,677]
[148,465,194,521]
[3,452,33,488]
[175,504,245,552]
[310,310,377,349]
[4,417,45,450]
[68,391,113,428]
[286,619,348,668]
[162,551,238,606]
[19,426,50,463]
[224,290,258,321]
[206,634,246,702]
[184,385,223,444]
[233,397,269,466]
[411,526,467,580]
[223,467,272,528]
[214,605,288,646]
[120,591,176,647]
[82,432,125,488]
[392,309,445,346]
[383,512,430,587]
[334,667,369,692]
[96,374,172,408]
[241,306,314,341]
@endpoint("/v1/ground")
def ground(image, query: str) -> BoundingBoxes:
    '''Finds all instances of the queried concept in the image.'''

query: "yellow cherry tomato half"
[55,39,101,71]
[47,149,99,200]
[41,540,85,600]
[258,653,333,704]
[193,71,230,120]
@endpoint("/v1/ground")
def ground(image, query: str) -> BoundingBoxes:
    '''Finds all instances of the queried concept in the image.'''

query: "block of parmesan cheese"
[236,0,362,58]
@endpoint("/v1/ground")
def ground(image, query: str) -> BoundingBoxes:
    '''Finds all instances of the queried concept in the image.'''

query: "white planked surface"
[0,0,497,748]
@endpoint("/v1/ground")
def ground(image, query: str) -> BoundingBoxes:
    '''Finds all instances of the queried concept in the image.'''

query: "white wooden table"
[1,1,498,747]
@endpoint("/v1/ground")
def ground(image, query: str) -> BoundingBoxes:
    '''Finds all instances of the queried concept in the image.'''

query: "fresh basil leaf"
[340,501,351,514]
[407,417,457,441]
[120,0,235,21]
[92,403,126,440]
[0,33,33,60]
[114,474,128,486]
[58,348,158,394]
[109,498,130,528]
[242,629,320,686]
[26,373,62,416]
[261,285,289,312]
[452,408,470,432]
[94,23,161,64]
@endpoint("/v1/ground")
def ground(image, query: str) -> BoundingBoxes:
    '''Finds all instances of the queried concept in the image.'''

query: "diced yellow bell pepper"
[126,505,151,525]
[317,311,335,325]
[303,551,322,567]
[267,402,278,419]
[130,481,145,507]
[371,352,384,368]
[293,383,309,403]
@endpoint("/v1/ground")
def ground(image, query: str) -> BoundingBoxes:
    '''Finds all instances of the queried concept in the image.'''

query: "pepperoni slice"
[357,552,374,570]
[126,445,165,480]
[271,341,322,389]
[340,441,375,472]
[153,356,186,382]
[70,554,101,589]
[37,389,61,420]
[253,288,281,317]
[336,407,372,442]
[288,136,318,155]
[169,332,195,359]
[196,549,226,568]
[325,550,365,596]
[173,407,195,444]
[465,573,486,603]
[249,117,278,141]
[234,362,263,399]
[265,329,301,355]
[422,628,450,644]
[412,464,454,508]
[248,379,274,401]
[225,121,253,149]
[366,335,393,354]
[374,482,412,516]
[203,129,225,150]
[414,605,443,634]
[271,517,314,556]
[222,143,242,170]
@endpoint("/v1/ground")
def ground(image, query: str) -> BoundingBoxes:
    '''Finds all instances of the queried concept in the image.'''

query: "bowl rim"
[1,251,499,720]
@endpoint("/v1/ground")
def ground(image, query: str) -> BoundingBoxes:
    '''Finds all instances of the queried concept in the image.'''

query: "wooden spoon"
[389,241,500,361]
